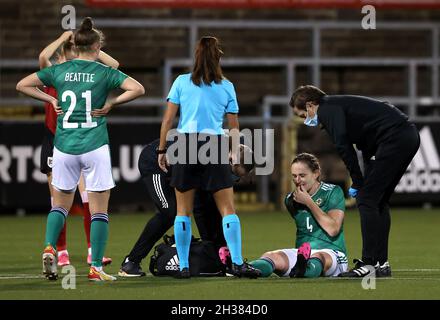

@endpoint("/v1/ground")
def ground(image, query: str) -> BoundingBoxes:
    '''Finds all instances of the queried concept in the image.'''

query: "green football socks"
[90,213,109,268]
[249,257,275,277]
[304,257,324,278]
[44,207,68,248]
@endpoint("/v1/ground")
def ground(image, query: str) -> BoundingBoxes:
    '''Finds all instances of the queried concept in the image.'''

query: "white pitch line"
[2,276,439,282]
[0,275,44,280]
[334,277,440,281]
[394,269,440,272]
[0,274,89,280]
[0,269,439,281]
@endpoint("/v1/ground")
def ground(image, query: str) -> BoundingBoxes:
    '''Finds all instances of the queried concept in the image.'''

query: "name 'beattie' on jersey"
[64,72,95,83]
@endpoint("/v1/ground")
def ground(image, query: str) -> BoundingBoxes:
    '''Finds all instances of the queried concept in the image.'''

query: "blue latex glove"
[348,187,358,198]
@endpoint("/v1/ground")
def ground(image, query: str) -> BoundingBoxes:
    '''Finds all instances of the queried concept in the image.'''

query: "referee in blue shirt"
[158,36,260,278]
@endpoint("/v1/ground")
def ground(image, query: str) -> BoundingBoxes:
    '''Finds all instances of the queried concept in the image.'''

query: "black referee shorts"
[169,133,233,192]
[40,127,54,175]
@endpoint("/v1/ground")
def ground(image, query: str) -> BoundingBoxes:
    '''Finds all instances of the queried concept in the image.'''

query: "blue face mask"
[304,112,318,127]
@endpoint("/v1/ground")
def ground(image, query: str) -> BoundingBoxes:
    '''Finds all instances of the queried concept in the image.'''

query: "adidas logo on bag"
[396,126,440,193]
[165,254,180,271]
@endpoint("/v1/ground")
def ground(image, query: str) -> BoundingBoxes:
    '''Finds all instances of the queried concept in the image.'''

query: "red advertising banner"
[86,0,440,9]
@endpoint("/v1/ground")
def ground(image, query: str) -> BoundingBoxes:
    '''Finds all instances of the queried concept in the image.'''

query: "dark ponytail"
[191,36,224,86]
[81,17,93,31]
[74,17,104,53]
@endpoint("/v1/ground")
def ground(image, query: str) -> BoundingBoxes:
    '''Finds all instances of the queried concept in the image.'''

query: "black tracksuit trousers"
[356,123,420,265]
[127,172,226,263]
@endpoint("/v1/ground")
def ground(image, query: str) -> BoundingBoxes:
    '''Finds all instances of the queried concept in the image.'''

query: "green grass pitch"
[0,209,439,300]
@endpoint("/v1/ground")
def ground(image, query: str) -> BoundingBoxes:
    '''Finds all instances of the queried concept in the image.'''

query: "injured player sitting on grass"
[249,153,349,278]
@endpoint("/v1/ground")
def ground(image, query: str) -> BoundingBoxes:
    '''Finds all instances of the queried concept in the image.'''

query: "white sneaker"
[42,245,58,280]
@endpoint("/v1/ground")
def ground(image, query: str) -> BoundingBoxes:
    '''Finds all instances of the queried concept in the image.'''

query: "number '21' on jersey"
[37,59,128,155]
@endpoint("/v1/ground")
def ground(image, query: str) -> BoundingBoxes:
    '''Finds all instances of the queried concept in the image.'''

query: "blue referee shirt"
[167,73,239,135]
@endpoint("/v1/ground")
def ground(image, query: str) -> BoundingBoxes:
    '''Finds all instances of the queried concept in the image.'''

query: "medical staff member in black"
[289,85,420,278]
[119,139,254,277]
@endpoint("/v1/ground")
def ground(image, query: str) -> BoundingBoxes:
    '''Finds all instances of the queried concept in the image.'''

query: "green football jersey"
[284,182,347,254]
[37,59,128,154]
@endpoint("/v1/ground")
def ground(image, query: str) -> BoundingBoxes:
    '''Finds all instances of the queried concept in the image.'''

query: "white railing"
[2,19,439,121]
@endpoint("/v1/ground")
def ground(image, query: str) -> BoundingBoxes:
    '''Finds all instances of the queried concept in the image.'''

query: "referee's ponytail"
[191,36,224,86]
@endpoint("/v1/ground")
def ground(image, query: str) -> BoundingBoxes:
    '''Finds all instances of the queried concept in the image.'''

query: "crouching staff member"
[119,139,254,277]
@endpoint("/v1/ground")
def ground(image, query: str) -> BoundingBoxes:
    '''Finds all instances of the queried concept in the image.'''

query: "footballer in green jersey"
[36,58,127,155]
[16,17,144,282]
[38,30,120,267]
[249,153,348,278]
